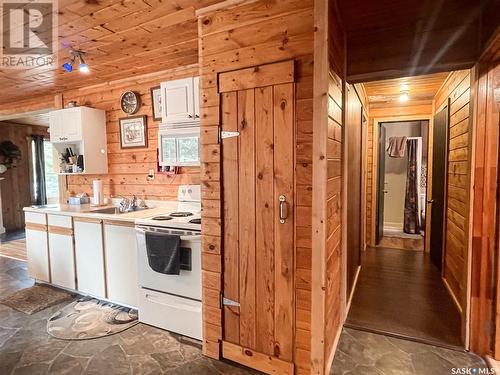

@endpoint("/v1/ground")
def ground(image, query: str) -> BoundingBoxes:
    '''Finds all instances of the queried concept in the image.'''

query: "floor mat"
[0,284,71,314]
[47,296,138,340]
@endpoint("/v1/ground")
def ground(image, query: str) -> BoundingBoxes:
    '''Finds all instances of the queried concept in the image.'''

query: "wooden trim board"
[102,220,135,228]
[218,60,295,93]
[311,0,329,373]
[25,223,47,232]
[48,226,73,236]
[73,217,103,224]
[222,341,294,375]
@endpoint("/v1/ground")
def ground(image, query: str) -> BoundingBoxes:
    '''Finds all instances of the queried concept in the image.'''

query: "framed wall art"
[119,115,148,149]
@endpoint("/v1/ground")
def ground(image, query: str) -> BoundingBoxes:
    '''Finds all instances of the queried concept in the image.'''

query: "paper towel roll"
[93,179,104,206]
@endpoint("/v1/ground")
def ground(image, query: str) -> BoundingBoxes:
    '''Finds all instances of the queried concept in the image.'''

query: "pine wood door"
[219,61,295,374]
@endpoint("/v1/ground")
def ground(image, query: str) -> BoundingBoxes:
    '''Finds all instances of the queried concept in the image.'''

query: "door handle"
[383,190,388,194]
[428,199,434,204]
[279,195,288,224]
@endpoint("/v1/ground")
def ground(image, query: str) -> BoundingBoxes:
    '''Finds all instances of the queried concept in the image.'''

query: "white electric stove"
[135,185,202,340]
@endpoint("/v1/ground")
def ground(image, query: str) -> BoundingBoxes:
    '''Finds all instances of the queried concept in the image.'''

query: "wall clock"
[120,91,141,115]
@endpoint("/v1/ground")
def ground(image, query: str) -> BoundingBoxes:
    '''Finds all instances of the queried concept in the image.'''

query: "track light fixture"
[62,50,90,74]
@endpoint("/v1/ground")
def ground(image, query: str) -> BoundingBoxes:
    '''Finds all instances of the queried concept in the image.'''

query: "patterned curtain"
[404,139,419,234]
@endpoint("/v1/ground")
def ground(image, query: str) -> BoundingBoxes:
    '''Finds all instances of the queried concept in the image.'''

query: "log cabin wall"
[324,0,346,371]
[364,103,433,247]
[469,38,499,357]
[197,0,315,372]
[433,70,473,324]
[310,0,346,373]
[0,122,49,230]
[61,66,200,200]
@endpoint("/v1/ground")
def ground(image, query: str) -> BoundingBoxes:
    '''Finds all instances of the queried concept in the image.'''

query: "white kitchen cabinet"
[25,212,50,282]
[193,76,200,119]
[49,106,108,175]
[104,223,138,307]
[26,229,50,282]
[49,107,82,143]
[74,218,106,298]
[160,77,200,124]
[47,214,75,290]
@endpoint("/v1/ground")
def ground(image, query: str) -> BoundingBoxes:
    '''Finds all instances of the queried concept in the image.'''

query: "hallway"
[346,247,462,347]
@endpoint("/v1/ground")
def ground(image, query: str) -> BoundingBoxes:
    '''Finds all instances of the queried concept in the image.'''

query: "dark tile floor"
[331,328,488,375]
[0,255,489,375]
[0,257,258,375]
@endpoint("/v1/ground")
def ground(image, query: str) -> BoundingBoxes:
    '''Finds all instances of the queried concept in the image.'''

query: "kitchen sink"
[89,207,123,214]
[88,206,149,215]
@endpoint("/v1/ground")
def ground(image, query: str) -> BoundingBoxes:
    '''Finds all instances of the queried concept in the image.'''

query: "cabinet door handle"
[188,114,193,118]
[195,114,200,119]
[279,195,288,224]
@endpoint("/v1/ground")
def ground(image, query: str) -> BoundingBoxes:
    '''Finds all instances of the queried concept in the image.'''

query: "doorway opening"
[344,71,469,350]
[375,120,429,251]
[0,110,56,261]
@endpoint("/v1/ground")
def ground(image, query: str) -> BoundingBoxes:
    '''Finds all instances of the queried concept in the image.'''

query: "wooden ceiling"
[363,72,450,109]
[0,0,221,105]
[337,0,499,82]
[3,113,51,127]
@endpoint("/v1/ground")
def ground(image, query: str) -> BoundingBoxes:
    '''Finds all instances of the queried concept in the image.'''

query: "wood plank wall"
[0,122,48,230]
[469,42,499,356]
[323,0,346,372]
[433,70,472,315]
[197,0,315,372]
[62,66,200,200]
[365,104,433,246]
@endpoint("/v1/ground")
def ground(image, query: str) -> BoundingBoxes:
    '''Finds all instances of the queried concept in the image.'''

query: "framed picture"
[119,115,148,149]
[150,86,162,121]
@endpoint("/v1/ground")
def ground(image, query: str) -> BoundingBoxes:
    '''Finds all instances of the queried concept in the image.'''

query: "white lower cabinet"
[48,232,75,289]
[47,214,75,289]
[26,228,50,282]
[74,219,106,298]
[104,224,138,307]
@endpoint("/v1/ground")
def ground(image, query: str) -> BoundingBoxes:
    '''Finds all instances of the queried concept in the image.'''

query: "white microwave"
[158,125,200,167]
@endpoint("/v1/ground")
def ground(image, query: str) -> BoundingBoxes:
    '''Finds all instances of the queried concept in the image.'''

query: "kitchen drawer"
[25,212,47,225]
[138,289,202,340]
[47,214,72,228]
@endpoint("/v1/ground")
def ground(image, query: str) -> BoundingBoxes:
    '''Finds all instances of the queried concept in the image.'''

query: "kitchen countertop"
[23,203,179,223]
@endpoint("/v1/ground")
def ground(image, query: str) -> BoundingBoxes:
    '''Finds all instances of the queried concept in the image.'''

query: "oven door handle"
[136,228,201,242]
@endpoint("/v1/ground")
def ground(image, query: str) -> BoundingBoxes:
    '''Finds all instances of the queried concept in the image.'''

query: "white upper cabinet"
[160,77,200,124]
[49,107,85,143]
[48,106,108,175]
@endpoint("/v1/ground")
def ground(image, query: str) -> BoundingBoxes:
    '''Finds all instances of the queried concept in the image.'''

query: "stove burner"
[169,212,194,218]
[152,216,173,221]
[189,218,201,224]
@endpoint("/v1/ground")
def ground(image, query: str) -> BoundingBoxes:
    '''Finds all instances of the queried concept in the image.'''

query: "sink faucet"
[115,195,137,212]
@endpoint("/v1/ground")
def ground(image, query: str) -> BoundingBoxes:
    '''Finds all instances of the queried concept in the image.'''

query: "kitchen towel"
[386,136,407,158]
[145,232,181,275]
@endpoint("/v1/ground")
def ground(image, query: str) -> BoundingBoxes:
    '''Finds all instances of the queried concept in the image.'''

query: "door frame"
[369,115,433,250]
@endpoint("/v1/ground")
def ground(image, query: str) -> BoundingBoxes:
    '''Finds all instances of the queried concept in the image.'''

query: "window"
[158,127,200,167]
[43,141,59,203]
[31,139,59,204]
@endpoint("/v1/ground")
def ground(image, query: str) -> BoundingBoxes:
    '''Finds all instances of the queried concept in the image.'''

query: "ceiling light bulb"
[79,63,90,73]
[399,92,409,102]
[62,62,73,72]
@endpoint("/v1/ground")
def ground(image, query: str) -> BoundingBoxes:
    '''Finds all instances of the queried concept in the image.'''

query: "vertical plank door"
[219,61,295,375]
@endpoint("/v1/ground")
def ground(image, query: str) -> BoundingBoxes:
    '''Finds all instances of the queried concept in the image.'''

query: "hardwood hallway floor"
[345,247,462,348]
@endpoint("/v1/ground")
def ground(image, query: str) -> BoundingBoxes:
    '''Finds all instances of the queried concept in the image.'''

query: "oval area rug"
[47,296,138,340]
